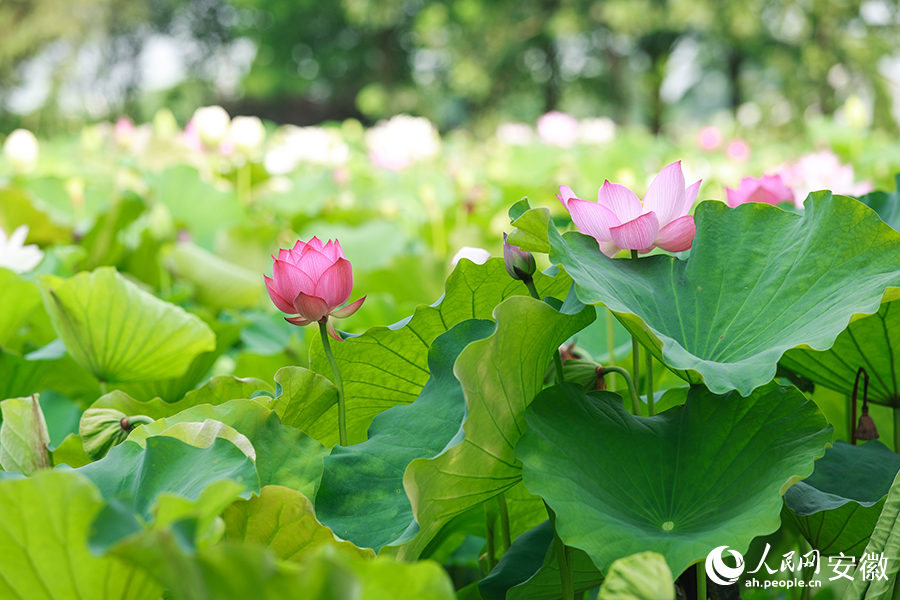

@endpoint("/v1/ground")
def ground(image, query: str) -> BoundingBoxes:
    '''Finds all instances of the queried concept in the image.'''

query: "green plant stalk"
[606,309,617,390]
[498,492,512,552]
[545,501,575,600]
[99,379,108,396]
[697,563,707,600]
[629,250,641,416]
[485,503,498,571]
[646,350,655,416]
[895,408,900,454]
[239,162,252,205]
[602,366,641,416]
[523,278,565,383]
[319,320,348,446]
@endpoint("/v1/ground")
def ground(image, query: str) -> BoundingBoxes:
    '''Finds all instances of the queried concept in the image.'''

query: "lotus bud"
[3,129,39,174]
[855,404,879,441]
[503,233,536,282]
[191,105,231,148]
[230,116,266,156]
[80,408,153,460]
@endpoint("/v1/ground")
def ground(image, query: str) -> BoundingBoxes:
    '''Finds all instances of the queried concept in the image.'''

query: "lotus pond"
[3,115,900,599]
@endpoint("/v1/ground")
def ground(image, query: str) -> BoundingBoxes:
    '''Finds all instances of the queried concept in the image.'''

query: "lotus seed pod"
[80,408,153,460]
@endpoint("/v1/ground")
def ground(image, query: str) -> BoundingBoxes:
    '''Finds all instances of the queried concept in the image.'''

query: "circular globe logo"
[705,546,745,585]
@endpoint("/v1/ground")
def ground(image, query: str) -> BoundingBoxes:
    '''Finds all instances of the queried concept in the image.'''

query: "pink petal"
[642,161,685,226]
[285,315,313,326]
[683,180,701,216]
[566,198,620,242]
[293,292,330,322]
[333,239,346,260]
[654,215,696,252]
[322,239,342,261]
[331,296,366,319]
[597,181,643,222]
[557,185,579,208]
[296,248,335,281]
[609,212,660,251]
[326,319,342,341]
[759,174,794,203]
[315,257,353,308]
[725,186,743,208]
[265,275,296,314]
[600,240,621,258]
[307,236,325,251]
[273,260,316,303]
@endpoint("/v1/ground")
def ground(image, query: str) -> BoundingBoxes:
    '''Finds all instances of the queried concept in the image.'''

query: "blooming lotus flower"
[536,111,578,148]
[0,225,43,273]
[3,129,39,174]
[265,237,365,340]
[725,174,794,207]
[191,105,230,148]
[697,126,722,151]
[365,115,440,171]
[774,151,872,207]
[229,116,266,156]
[558,161,701,257]
[725,139,751,163]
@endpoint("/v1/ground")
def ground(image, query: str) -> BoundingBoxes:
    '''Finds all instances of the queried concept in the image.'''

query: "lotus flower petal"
[597,181,643,222]
[557,185,579,208]
[566,198,620,242]
[654,215,696,252]
[273,259,316,303]
[332,296,366,319]
[609,212,660,251]
[293,292,330,323]
[683,180,701,216]
[285,315,313,326]
[316,258,354,308]
[265,275,296,314]
[642,161,685,226]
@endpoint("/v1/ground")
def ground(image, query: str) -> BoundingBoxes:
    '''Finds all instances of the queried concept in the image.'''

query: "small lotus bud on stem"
[503,233,537,283]
[595,366,607,391]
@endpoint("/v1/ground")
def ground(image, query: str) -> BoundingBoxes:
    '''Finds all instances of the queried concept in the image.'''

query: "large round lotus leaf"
[40,267,216,383]
[515,382,833,576]
[0,470,162,600]
[509,193,900,395]
[307,258,573,445]
[781,300,900,407]
[785,440,900,555]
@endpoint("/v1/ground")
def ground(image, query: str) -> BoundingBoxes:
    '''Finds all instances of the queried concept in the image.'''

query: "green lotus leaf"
[308,258,574,445]
[170,242,263,309]
[315,319,496,551]
[515,382,833,576]
[130,419,256,461]
[41,267,216,383]
[0,268,47,351]
[844,467,900,599]
[785,440,900,556]
[397,296,595,560]
[51,432,92,468]
[0,470,162,600]
[780,300,900,407]
[0,187,71,245]
[597,552,674,600]
[272,366,339,441]
[76,436,258,523]
[224,485,374,562]
[0,395,51,474]
[125,399,327,498]
[479,520,604,600]
[512,193,900,395]
[858,173,900,232]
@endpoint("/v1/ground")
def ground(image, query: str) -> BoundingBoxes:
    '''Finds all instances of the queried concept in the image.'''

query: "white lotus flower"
[451,247,491,267]
[191,106,231,148]
[3,129,39,174]
[264,126,350,174]
[365,115,440,171]
[230,116,266,156]
[0,225,43,273]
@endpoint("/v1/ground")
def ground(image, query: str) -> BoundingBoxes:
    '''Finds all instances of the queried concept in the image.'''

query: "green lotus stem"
[697,563,707,600]
[606,309,617,390]
[545,502,575,600]
[522,278,565,383]
[894,408,900,454]
[319,321,348,446]
[99,379,108,396]
[485,504,498,571]
[524,278,541,301]
[498,492,512,552]
[602,366,641,416]
[629,251,642,416]
[646,350,655,416]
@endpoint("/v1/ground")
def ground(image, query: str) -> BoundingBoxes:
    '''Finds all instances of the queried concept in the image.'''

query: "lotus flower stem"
[630,252,642,416]
[522,279,565,383]
[602,366,641,416]
[544,501,575,600]
[319,321,348,446]
[697,564,707,600]
[98,379,108,396]
[894,409,900,453]
[498,492,512,552]
[485,504,498,571]
[606,310,617,390]
[646,350,655,416]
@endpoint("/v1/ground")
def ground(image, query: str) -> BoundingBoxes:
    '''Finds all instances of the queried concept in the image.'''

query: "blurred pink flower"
[536,111,579,148]
[365,115,440,171]
[265,237,366,340]
[697,126,722,151]
[114,117,136,149]
[726,139,751,163]
[183,120,204,152]
[557,161,701,257]
[775,151,873,207]
[725,174,794,207]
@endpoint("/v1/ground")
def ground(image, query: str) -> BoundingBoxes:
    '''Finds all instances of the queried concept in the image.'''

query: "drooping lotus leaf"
[0,470,162,600]
[315,319,496,551]
[509,193,900,395]
[170,242,263,310]
[479,520,604,600]
[844,467,900,600]
[515,382,833,576]
[224,485,374,562]
[397,296,595,560]
[76,436,258,523]
[41,267,216,383]
[780,300,900,407]
[308,258,574,445]
[858,174,900,232]
[272,366,339,442]
[126,399,327,498]
[0,395,51,474]
[784,440,900,556]
[132,419,257,461]
[596,552,674,600]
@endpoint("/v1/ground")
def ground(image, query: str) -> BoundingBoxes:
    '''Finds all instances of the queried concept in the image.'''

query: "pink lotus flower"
[265,237,366,340]
[725,174,794,207]
[726,139,751,163]
[774,151,873,207]
[536,111,579,148]
[557,161,701,257]
[697,126,723,151]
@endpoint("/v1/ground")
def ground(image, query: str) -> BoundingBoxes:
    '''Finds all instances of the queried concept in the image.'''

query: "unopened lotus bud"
[562,359,603,391]
[3,129,39,174]
[855,405,879,441]
[230,116,266,156]
[80,408,153,460]
[503,233,536,282]
[191,105,230,148]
